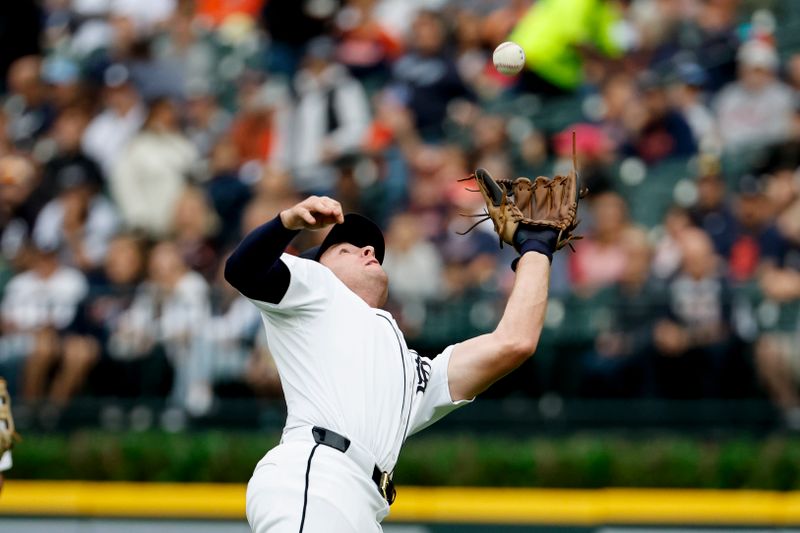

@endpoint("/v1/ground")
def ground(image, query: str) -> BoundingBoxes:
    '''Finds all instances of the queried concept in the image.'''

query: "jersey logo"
[413,353,431,393]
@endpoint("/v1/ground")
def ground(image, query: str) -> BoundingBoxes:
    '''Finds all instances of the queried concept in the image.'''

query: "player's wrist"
[510,226,557,271]
[279,210,300,230]
[512,226,557,254]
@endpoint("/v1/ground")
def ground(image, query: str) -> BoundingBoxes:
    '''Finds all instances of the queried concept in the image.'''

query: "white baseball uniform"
[244,253,471,533]
[1,412,11,472]
[0,451,11,472]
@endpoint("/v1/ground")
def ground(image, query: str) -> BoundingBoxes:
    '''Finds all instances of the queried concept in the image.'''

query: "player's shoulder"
[281,253,333,276]
[280,252,343,291]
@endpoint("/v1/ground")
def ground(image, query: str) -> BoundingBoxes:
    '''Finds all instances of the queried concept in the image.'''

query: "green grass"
[9,431,800,489]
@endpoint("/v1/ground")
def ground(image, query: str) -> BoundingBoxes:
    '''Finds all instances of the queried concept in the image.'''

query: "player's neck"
[352,288,385,309]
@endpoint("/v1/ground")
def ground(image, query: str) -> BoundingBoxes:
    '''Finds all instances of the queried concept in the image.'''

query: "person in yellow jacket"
[509,0,634,96]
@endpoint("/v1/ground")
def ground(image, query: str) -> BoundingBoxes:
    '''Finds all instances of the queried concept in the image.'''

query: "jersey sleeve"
[407,345,473,436]
[246,254,337,317]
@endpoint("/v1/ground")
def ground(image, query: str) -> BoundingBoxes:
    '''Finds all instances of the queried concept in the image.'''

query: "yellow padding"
[0,481,245,519]
[3,482,800,525]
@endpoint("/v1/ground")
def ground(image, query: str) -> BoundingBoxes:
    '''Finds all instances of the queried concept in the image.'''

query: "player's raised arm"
[224,196,343,303]
[447,161,584,401]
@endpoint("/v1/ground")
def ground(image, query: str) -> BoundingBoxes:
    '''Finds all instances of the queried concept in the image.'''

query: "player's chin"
[367,264,389,281]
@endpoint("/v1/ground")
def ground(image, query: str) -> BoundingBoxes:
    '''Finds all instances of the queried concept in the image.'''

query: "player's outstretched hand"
[280,196,345,230]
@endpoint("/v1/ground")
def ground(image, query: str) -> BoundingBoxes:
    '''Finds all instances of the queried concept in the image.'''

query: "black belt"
[311,426,396,505]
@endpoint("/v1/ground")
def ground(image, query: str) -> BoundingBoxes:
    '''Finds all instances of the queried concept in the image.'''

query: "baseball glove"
[0,378,19,454]
[459,132,586,251]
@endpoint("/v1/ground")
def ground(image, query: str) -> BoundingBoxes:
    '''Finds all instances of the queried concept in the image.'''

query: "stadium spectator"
[260,0,338,77]
[669,62,718,151]
[653,228,732,398]
[0,154,43,267]
[42,57,87,111]
[715,40,794,153]
[151,2,219,100]
[0,243,88,400]
[40,108,104,203]
[509,0,630,96]
[187,260,279,416]
[333,0,403,90]
[229,73,290,169]
[124,34,186,102]
[597,73,640,149]
[32,155,120,272]
[171,187,220,280]
[553,124,616,195]
[452,7,491,92]
[391,10,473,141]
[289,36,371,194]
[621,71,697,164]
[569,192,633,293]
[205,138,252,248]
[60,233,145,403]
[653,205,692,280]
[4,55,56,151]
[81,65,146,178]
[648,0,740,94]
[109,241,209,403]
[580,228,666,397]
[109,97,198,238]
[688,159,737,258]
[184,86,233,159]
[727,175,785,282]
[471,114,509,167]
[753,169,800,423]
[382,211,443,319]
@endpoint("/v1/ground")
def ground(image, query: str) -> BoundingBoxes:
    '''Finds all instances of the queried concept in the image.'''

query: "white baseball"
[493,41,525,76]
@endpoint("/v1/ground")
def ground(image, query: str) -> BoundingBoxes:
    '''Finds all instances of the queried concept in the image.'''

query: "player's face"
[320,243,389,307]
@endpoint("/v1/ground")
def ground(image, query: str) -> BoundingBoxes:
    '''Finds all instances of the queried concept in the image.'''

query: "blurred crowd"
[0,0,799,423]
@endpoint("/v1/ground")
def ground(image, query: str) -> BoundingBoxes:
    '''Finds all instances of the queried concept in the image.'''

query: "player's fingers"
[318,196,340,208]
[316,196,336,210]
[319,197,344,223]
[310,197,336,215]
[315,200,342,219]
[299,208,316,226]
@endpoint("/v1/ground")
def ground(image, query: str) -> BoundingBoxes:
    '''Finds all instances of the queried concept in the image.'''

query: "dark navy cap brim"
[299,246,320,260]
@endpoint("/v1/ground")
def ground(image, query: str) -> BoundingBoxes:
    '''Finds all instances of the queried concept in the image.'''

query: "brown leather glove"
[0,379,19,455]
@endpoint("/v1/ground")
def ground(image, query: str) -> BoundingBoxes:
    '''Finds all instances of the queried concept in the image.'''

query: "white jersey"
[248,253,471,472]
[0,451,10,472]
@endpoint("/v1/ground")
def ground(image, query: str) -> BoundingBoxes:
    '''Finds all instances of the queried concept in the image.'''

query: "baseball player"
[226,166,581,532]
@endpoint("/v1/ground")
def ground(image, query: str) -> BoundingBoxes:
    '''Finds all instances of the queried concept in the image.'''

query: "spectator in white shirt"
[109,98,198,238]
[0,244,88,400]
[81,65,146,179]
[714,40,795,152]
[289,37,371,194]
[110,241,209,404]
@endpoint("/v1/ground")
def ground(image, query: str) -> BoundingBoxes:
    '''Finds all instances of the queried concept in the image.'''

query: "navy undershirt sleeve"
[224,215,300,304]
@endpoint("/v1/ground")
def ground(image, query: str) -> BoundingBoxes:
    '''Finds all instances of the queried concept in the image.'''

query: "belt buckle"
[378,471,395,505]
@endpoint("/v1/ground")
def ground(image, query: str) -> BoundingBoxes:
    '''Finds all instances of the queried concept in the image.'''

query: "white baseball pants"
[246,440,389,533]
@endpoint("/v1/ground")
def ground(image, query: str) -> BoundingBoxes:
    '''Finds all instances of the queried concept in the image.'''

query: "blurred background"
[1,0,800,530]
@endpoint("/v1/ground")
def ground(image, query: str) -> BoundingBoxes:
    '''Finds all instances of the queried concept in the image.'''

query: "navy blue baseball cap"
[300,213,385,263]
